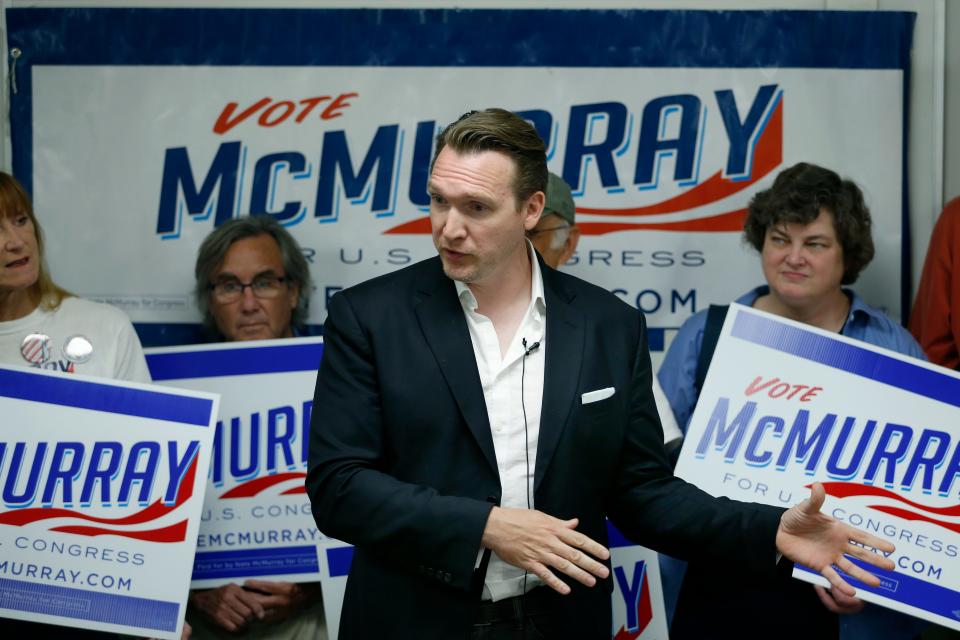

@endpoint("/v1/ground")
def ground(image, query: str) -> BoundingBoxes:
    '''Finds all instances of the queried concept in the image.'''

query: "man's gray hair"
[194,216,312,331]
[541,213,572,251]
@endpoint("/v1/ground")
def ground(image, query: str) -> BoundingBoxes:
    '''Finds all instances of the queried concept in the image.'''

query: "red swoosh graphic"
[52,520,189,543]
[281,486,307,496]
[0,458,198,543]
[820,482,960,517]
[381,207,747,236]
[220,472,307,499]
[577,209,746,235]
[578,97,782,216]
[384,96,782,236]
[868,506,960,535]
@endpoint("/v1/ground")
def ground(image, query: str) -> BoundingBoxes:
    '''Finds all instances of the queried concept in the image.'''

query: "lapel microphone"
[522,337,541,357]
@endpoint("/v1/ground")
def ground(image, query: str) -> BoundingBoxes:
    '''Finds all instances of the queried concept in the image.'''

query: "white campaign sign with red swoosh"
[675,304,960,631]
[34,64,904,340]
[145,338,334,588]
[0,364,218,639]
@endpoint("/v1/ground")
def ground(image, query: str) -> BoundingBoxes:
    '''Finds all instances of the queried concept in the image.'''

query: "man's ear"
[523,191,545,231]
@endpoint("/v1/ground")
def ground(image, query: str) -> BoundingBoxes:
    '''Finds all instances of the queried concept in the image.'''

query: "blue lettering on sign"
[156,141,241,238]
[0,441,201,509]
[825,418,877,481]
[715,84,780,180]
[154,85,781,236]
[564,102,628,194]
[315,124,400,221]
[250,152,309,223]
[695,397,960,497]
[613,561,646,632]
[774,410,837,475]
[211,401,313,487]
[635,95,702,189]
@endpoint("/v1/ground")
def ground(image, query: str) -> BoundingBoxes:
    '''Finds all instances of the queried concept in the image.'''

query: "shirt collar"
[455,240,546,318]
[737,284,876,326]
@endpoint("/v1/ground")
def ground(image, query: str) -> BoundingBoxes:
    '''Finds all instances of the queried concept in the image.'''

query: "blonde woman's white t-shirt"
[0,296,150,383]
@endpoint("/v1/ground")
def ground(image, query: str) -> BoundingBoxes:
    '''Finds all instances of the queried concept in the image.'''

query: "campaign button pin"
[20,333,52,364]
[63,335,94,364]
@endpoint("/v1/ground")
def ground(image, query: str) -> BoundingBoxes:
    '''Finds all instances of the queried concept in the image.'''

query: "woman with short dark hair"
[658,162,926,640]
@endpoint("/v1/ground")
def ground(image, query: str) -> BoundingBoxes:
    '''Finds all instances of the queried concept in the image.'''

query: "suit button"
[443,572,452,583]
[426,567,434,577]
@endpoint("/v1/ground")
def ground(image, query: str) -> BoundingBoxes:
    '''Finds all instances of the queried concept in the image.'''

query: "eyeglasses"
[209,275,288,303]
[526,225,570,238]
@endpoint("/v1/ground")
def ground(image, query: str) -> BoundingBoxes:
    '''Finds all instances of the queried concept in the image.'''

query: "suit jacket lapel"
[413,258,499,476]
[536,263,585,492]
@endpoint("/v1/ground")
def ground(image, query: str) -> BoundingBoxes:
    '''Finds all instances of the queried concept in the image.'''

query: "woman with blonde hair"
[0,171,149,381]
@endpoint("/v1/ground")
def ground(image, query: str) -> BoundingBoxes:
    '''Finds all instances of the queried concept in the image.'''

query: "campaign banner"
[6,8,914,355]
[675,304,960,631]
[317,521,668,640]
[146,338,332,587]
[0,364,218,639]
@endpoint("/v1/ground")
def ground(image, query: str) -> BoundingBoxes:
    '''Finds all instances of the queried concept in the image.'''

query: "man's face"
[527,213,580,269]
[428,147,542,286]
[208,234,299,341]
[761,208,846,308]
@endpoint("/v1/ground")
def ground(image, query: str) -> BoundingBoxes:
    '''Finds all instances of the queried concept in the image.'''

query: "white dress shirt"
[455,243,546,601]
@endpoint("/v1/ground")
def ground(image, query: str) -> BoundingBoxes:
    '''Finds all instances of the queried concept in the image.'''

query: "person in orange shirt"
[910,197,960,369]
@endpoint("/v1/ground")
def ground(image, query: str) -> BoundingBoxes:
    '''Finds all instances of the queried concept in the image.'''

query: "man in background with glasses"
[188,216,326,639]
[525,172,581,270]
[196,216,310,342]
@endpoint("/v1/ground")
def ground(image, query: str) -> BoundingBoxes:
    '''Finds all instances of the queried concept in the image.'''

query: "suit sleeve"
[306,291,493,591]
[608,310,784,575]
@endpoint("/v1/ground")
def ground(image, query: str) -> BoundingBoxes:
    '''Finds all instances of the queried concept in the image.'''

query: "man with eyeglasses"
[525,172,581,270]
[188,216,326,639]
[195,216,310,342]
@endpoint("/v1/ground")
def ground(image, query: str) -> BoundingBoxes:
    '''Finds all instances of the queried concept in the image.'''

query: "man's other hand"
[776,482,895,597]
[189,584,265,631]
[481,507,610,595]
[814,584,866,614]
[243,580,311,622]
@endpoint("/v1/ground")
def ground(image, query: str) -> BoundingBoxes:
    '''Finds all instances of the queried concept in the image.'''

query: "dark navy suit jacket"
[307,255,782,639]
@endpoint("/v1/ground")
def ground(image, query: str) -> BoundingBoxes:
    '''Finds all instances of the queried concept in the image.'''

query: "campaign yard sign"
[0,364,218,639]
[675,304,960,631]
[146,338,332,587]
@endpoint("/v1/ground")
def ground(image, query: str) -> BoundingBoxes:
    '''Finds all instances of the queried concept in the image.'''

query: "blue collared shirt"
[658,285,926,435]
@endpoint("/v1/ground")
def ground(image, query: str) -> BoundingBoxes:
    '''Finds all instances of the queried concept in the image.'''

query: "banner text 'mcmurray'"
[695,397,960,497]
[0,440,200,509]
[155,84,781,237]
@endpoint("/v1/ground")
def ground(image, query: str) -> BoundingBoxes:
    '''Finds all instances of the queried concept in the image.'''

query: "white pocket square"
[581,387,615,404]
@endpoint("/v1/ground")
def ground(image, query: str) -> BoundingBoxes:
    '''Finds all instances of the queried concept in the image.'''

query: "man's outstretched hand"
[776,482,895,596]
[481,507,610,595]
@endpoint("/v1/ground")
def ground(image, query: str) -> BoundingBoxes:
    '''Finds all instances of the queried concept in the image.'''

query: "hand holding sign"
[775,482,895,596]
[814,584,866,614]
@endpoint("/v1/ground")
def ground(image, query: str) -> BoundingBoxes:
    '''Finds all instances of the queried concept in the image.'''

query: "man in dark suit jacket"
[306,109,894,639]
